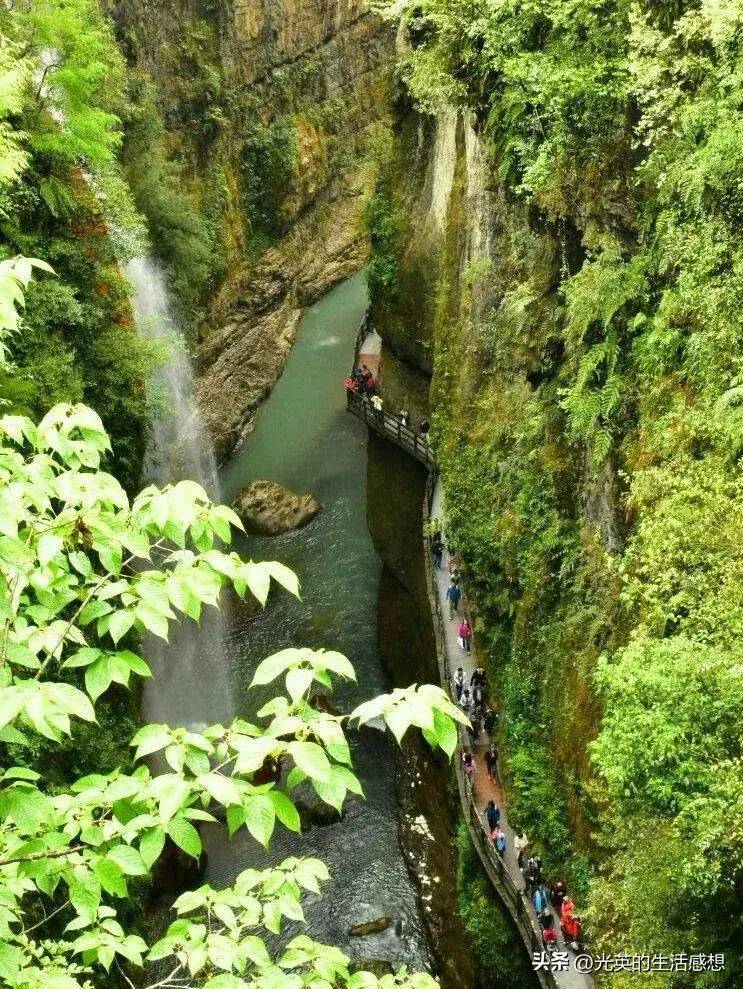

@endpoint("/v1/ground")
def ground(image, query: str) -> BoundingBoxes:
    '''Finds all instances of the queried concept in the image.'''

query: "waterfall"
[128,258,220,496]
[127,257,235,730]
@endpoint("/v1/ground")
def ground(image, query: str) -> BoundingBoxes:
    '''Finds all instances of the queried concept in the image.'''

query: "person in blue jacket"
[446,579,461,619]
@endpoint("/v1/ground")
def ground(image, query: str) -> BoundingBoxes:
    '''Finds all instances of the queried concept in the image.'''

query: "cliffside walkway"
[345,315,590,987]
[424,477,593,989]
[345,318,437,470]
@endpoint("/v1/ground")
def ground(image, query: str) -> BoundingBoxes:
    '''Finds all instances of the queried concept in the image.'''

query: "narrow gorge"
[0,4,739,989]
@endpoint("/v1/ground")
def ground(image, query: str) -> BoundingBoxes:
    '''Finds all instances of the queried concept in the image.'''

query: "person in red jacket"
[561,896,575,923]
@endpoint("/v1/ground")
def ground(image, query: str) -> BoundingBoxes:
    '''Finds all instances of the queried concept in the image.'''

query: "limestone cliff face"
[113,0,395,457]
[369,103,609,877]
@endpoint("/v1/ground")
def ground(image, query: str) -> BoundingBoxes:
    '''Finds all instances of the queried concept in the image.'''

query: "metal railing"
[422,474,561,989]
[346,310,437,471]
[346,390,437,470]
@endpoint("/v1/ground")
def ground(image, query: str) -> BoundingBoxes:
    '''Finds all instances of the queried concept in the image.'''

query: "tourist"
[371,394,383,414]
[525,855,541,896]
[492,828,506,857]
[462,750,475,780]
[561,895,576,924]
[459,687,472,713]
[484,799,501,833]
[453,666,465,701]
[533,884,550,915]
[467,713,480,746]
[431,530,443,568]
[446,578,461,619]
[541,923,558,951]
[514,830,529,870]
[550,878,568,911]
[562,911,582,951]
[483,707,498,735]
[399,409,410,427]
[470,665,487,690]
[485,743,498,781]
[458,617,472,653]
[419,418,430,435]
[472,683,484,707]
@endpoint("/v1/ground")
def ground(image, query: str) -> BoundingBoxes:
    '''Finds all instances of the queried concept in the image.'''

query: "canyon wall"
[367,5,743,974]
[112,0,395,456]
[367,100,606,896]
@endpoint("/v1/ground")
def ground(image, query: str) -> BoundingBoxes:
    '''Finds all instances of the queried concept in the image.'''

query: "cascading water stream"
[127,257,236,729]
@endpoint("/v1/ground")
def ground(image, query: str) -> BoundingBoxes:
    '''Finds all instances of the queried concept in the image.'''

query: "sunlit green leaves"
[352,683,467,752]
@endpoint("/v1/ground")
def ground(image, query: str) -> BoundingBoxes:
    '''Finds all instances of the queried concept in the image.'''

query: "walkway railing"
[422,475,561,989]
[346,390,437,470]
[346,309,437,470]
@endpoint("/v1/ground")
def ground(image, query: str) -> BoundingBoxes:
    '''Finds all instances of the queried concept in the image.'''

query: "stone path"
[429,478,592,989]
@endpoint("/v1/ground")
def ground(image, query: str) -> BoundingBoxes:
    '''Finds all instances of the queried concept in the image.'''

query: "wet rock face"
[348,917,393,937]
[111,0,396,460]
[233,480,320,535]
[350,959,394,977]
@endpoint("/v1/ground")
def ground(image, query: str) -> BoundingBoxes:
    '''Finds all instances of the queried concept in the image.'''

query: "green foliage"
[377,0,743,981]
[0,4,158,487]
[455,820,533,989]
[121,74,225,324]
[238,116,298,249]
[0,397,462,987]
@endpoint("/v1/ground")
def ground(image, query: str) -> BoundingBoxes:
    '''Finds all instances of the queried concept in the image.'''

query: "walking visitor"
[514,830,529,869]
[462,750,475,780]
[470,665,487,690]
[446,579,461,618]
[485,743,498,781]
[483,707,497,735]
[458,617,472,653]
[492,828,506,857]
[484,799,501,833]
[453,666,465,701]
[431,530,443,568]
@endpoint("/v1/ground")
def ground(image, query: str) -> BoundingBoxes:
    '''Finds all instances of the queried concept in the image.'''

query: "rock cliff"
[112,0,395,457]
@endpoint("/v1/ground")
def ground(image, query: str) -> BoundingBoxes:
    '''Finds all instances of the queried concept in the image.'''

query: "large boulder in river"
[233,480,320,536]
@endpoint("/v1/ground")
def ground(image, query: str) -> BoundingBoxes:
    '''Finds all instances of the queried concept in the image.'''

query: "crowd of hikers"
[345,364,431,439]
[527,860,584,953]
[430,516,584,960]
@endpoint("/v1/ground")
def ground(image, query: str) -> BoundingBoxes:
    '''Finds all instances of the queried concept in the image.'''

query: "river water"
[136,267,430,969]
[207,272,430,969]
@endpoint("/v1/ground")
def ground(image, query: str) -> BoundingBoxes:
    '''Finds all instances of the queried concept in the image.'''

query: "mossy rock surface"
[232,479,320,535]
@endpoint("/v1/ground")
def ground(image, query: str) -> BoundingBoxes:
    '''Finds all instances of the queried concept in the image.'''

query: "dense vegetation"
[454,822,533,989]
[370,1,743,984]
[0,384,464,987]
[0,8,471,988]
[0,0,166,491]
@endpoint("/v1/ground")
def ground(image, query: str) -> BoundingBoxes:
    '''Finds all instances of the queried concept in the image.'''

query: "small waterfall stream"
[127,257,236,729]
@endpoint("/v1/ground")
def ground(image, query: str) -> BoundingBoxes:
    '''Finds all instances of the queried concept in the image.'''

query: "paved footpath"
[358,330,382,377]
[430,479,592,989]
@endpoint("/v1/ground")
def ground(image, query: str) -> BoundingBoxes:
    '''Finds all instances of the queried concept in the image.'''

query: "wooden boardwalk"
[346,325,436,470]
[346,388,436,470]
